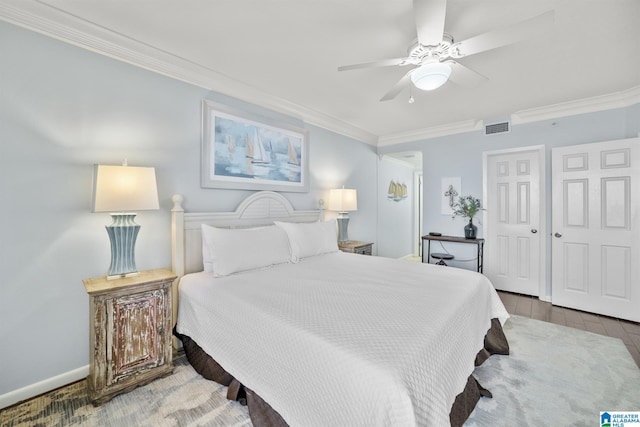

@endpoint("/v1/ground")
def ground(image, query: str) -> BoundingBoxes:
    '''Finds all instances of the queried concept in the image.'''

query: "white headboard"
[170,191,323,327]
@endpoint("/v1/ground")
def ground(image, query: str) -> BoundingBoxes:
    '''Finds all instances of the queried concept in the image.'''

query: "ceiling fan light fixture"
[411,62,452,91]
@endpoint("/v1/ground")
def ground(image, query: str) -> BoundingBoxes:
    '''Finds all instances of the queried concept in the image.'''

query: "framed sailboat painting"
[201,99,309,192]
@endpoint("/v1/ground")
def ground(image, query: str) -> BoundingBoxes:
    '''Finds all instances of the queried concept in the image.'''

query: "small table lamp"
[328,188,357,243]
[92,163,159,279]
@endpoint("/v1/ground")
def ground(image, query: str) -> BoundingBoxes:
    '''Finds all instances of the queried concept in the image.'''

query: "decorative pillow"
[275,220,338,262]
[201,224,291,277]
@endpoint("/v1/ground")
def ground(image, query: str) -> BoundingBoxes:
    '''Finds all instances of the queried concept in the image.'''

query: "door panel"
[516,236,530,279]
[601,245,630,298]
[551,137,639,322]
[602,177,629,228]
[564,180,588,227]
[484,146,544,296]
[563,243,588,292]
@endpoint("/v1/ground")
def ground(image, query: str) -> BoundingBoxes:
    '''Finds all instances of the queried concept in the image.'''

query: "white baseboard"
[0,365,89,410]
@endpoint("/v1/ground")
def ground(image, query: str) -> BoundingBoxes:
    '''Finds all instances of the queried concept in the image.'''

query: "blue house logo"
[601,412,611,427]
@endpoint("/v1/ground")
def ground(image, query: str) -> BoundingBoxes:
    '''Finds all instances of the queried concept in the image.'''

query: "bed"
[170,191,509,427]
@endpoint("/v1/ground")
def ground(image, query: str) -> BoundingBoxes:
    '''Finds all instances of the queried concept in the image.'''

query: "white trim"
[511,86,640,125]
[378,120,483,146]
[0,1,377,146]
[413,172,423,258]
[380,85,640,146]
[0,365,89,410]
[0,2,637,147]
[482,145,547,299]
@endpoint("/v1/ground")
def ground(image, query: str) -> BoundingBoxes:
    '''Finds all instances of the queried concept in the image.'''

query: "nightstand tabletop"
[83,268,176,295]
[338,240,373,255]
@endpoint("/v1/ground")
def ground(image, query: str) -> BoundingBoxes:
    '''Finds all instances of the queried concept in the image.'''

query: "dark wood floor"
[497,291,640,368]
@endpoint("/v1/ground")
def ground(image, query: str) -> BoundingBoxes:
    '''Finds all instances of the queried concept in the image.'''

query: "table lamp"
[92,162,159,279]
[328,188,357,243]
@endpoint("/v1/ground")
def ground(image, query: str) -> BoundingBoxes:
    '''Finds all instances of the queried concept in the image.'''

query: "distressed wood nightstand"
[338,241,373,255]
[83,268,176,405]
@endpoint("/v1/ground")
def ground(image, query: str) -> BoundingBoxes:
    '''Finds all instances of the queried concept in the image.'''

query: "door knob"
[531,229,538,234]
[554,232,562,238]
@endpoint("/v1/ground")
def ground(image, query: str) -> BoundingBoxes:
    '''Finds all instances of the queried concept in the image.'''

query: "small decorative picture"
[201,100,309,192]
[387,180,408,202]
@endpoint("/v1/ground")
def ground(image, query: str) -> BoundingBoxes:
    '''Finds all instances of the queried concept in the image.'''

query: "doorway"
[483,145,546,298]
[379,151,423,258]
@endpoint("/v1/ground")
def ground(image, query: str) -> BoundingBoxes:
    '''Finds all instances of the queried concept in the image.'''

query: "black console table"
[421,235,485,273]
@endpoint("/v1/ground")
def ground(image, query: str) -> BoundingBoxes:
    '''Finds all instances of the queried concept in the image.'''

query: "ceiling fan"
[338,0,553,101]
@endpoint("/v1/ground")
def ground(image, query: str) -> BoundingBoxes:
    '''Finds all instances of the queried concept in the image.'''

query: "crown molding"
[1,1,637,148]
[377,86,640,147]
[378,119,484,147]
[0,1,377,146]
[511,86,640,124]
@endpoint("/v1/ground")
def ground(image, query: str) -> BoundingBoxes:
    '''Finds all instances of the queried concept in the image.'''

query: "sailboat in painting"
[387,180,408,201]
[245,133,254,159]
[213,114,303,184]
[287,138,299,165]
[226,135,235,155]
[251,129,270,164]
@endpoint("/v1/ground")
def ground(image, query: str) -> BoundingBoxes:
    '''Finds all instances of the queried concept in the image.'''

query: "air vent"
[485,121,510,135]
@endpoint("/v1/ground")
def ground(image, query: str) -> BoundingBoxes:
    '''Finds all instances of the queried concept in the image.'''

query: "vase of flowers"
[452,195,482,239]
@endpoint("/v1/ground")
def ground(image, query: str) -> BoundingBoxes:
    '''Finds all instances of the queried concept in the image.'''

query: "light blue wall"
[0,21,378,397]
[626,103,640,137]
[378,105,639,276]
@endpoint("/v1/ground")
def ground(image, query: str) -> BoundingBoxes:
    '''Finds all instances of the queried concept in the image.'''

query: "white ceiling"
[1,0,639,146]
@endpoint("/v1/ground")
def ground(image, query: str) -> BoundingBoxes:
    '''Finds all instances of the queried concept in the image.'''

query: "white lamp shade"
[92,164,159,212]
[328,188,357,212]
[411,62,452,91]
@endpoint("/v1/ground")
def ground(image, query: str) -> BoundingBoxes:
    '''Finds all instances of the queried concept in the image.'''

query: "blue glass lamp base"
[337,214,350,243]
[105,213,140,280]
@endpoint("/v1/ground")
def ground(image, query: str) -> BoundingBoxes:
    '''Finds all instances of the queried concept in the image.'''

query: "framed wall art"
[201,100,309,192]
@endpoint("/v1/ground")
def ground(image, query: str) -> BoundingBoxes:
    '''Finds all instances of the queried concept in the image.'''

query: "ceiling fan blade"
[447,61,487,88]
[413,0,448,46]
[338,58,406,72]
[456,10,554,57]
[380,68,417,102]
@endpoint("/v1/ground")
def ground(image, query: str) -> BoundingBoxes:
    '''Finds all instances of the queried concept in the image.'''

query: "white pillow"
[275,220,338,262]
[202,238,214,273]
[201,224,291,277]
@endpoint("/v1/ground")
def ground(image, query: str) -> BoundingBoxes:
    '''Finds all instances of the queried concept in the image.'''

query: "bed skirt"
[174,318,509,427]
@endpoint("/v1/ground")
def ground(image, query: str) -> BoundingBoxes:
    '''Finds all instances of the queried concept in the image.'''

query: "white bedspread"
[176,252,509,427]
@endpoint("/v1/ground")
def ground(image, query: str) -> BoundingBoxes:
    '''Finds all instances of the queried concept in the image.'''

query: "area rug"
[0,357,251,427]
[2,315,639,426]
[466,315,640,426]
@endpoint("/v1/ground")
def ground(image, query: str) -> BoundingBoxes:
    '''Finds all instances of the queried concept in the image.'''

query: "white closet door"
[551,137,640,322]
[484,146,544,297]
